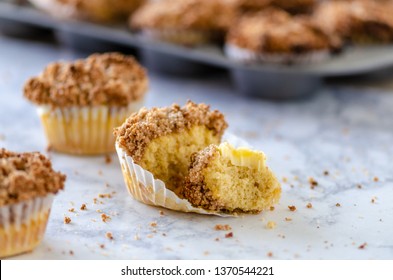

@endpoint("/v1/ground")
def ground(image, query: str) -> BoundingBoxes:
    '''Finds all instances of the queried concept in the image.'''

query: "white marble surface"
[0,35,392,260]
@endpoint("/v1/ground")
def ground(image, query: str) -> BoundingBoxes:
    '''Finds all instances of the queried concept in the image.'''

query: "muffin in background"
[114,101,228,196]
[313,0,393,44]
[29,0,145,23]
[183,143,281,214]
[130,0,237,46]
[225,8,341,64]
[0,149,65,258]
[24,53,148,155]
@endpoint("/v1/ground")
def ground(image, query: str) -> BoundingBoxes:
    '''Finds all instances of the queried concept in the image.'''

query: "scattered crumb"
[215,238,220,242]
[146,234,154,238]
[358,243,367,249]
[225,232,233,238]
[99,244,105,249]
[46,145,53,153]
[284,217,292,222]
[68,208,75,212]
[266,221,276,229]
[105,154,112,164]
[371,197,377,204]
[64,217,71,224]
[105,232,113,240]
[308,177,318,189]
[150,221,157,227]
[98,193,112,199]
[0,134,5,141]
[80,204,87,211]
[69,250,74,256]
[282,177,288,183]
[357,184,362,189]
[267,252,273,257]
[203,251,210,256]
[323,170,329,176]
[214,224,232,231]
[373,177,379,182]
[96,209,103,213]
[134,234,140,241]
[101,213,111,223]
[91,219,97,222]
[159,210,165,216]
[162,233,167,237]
[93,198,98,204]
[336,203,341,207]
[98,170,103,175]
[288,205,296,212]
[306,203,313,209]
[270,206,275,211]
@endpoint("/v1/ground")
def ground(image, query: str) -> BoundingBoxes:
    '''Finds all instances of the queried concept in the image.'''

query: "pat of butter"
[218,142,266,171]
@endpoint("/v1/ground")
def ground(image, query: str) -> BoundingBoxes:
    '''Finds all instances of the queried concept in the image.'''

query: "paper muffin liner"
[140,28,215,46]
[37,101,144,155]
[28,0,81,20]
[115,134,251,216]
[0,194,54,258]
[225,43,331,64]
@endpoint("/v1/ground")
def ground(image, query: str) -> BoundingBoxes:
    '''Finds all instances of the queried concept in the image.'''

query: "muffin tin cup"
[115,133,250,216]
[0,194,55,258]
[36,101,144,155]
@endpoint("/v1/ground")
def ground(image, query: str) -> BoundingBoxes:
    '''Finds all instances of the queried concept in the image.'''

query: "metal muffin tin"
[2,1,393,99]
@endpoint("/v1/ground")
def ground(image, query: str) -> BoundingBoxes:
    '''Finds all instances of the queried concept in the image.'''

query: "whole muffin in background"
[0,149,65,258]
[183,143,281,214]
[114,101,228,196]
[225,8,341,64]
[313,0,393,44]
[29,0,145,23]
[24,53,148,155]
[130,0,237,46]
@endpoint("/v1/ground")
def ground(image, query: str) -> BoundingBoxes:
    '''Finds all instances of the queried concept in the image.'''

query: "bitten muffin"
[313,0,393,44]
[24,53,148,155]
[234,0,316,14]
[0,149,65,258]
[29,0,146,23]
[183,143,281,214]
[225,8,341,64]
[130,0,237,46]
[114,101,228,195]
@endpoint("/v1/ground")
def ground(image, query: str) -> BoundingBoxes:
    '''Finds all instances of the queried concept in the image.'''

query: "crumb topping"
[214,224,232,231]
[0,148,65,206]
[288,205,296,211]
[234,0,316,14]
[114,101,227,162]
[64,216,71,224]
[227,8,340,54]
[130,0,236,32]
[24,53,148,107]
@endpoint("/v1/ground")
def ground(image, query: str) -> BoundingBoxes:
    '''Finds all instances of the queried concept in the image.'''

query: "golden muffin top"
[227,8,340,54]
[114,101,228,162]
[0,149,66,206]
[24,53,148,107]
[130,0,237,32]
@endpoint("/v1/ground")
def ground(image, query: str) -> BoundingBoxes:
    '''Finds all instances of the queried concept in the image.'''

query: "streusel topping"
[24,53,148,107]
[0,149,66,206]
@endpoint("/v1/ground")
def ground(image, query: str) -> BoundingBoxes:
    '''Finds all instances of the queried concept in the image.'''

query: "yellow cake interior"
[139,126,220,195]
[202,143,281,213]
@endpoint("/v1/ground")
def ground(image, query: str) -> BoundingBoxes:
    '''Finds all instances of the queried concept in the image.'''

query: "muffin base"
[37,101,144,155]
[225,43,331,64]
[0,195,54,258]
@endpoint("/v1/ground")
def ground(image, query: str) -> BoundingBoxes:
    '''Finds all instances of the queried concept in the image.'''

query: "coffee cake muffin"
[29,0,145,23]
[225,8,341,63]
[130,0,237,46]
[183,143,281,213]
[24,53,148,155]
[0,149,65,258]
[313,0,393,44]
[114,101,228,196]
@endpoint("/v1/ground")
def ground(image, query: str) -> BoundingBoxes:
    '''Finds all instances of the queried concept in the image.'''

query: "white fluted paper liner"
[116,133,251,216]
[28,0,81,19]
[225,43,331,64]
[37,101,144,155]
[0,194,54,258]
